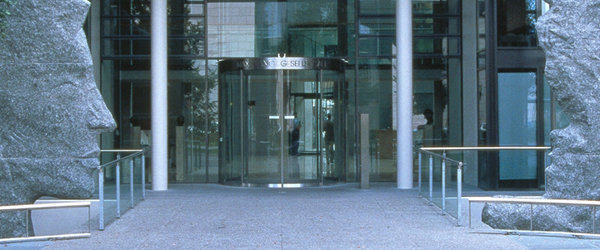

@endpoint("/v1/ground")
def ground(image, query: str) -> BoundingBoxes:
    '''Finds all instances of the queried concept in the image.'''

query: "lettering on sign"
[257,58,328,70]
[223,58,339,71]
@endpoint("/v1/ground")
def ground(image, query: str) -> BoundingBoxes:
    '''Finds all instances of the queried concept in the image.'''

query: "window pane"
[498,72,537,180]
[360,0,394,15]
[359,17,394,36]
[358,37,394,56]
[497,0,538,47]
[414,17,461,35]
[414,37,460,56]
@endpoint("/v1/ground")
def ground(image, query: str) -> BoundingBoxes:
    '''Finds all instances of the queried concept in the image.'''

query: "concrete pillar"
[462,0,479,186]
[151,0,168,191]
[396,0,413,189]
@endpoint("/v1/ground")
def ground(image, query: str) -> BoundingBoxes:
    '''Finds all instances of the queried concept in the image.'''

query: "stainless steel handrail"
[97,148,148,230]
[101,149,144,153]
[467,196,600,235]
[421,146,551,151]
[0,202,91,211]
[418,146,551,226]
[0,201,91,243]
[99,150,145,168]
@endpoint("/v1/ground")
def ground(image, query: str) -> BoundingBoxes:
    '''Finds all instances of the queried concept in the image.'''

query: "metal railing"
[0,202,91,243]
[98,148,148,230]
[418,146,551,226]
[467,196,600,237]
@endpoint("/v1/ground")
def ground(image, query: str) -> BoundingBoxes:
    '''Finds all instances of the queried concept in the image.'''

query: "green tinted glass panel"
[359,17,394,36]
[358,37,394,56]
[414,17,460,35]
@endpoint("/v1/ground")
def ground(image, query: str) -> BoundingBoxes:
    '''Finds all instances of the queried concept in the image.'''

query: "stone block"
[0,0,116,238]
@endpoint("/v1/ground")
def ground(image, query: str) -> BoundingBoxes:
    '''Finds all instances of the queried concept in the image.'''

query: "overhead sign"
[219,57,345,72]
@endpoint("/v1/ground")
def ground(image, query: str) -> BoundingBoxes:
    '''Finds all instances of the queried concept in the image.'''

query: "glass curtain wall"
[218,59,347,186]
[210,0,355,183]
[208,0,350,58]
[99,0,353,184]
[477,0,566,189]
[356,0,462,182]
[100,0,218,183]
[96,0,469,185]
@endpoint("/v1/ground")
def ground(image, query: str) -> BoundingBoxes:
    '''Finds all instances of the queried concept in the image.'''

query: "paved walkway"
[6,183,600,249]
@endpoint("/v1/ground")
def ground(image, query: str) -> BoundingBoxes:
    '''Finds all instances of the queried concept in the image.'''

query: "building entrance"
[219,58,347,187]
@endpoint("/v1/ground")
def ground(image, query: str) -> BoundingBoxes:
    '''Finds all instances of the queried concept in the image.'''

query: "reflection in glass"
[497,0,538,47]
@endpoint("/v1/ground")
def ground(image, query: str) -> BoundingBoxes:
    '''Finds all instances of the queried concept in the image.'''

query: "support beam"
[151,0,168,191]
[396,0,413,189]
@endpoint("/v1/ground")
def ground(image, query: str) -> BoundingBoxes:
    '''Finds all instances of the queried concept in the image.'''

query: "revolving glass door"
[219,58,346,187]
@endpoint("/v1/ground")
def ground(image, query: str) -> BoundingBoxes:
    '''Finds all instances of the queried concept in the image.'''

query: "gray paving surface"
[4,183,600,249]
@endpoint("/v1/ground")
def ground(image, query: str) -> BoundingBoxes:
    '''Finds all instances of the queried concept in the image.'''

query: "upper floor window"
[497,0,538,47]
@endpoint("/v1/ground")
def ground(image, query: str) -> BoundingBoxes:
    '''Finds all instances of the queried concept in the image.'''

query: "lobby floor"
[6,183,600,249]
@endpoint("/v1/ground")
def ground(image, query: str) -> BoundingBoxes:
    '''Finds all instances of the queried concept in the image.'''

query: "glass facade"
[356,0,462,182]
[475,0,565,189]
[100,0,218,182]
[90,0,563,189]
[218,58,346,186]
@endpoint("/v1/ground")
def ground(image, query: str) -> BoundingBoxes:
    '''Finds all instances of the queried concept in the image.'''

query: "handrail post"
[142,152,146,200]
[418,151,422,195]
[594,206,596,234]
[88,205,91,233]
[26,210,29,237]
[442,151,446,213]
[130,159,134,208]
[544,149,549,189]
[530,204,533,231]
[457,162,463,226]
[429,154,433,202]
[116,153,121,218]
[98,167,105,230]
[418,146,552,226]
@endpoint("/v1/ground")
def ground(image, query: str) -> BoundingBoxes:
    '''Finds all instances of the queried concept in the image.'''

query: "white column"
[396,0,413,189]
[151,0,168,191]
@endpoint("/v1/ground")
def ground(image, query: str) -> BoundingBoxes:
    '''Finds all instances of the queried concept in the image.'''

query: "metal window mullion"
[130,159,134,208]
[116,154,121,219]
[418,152,422,194]
[318,70,323,185]
[240,69,245,185]
[442,151,446,213]
[142,153,146,200]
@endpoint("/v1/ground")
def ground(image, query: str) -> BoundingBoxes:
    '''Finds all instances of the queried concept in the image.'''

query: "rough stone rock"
[0,0,116,238]
[482,0,600,232]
